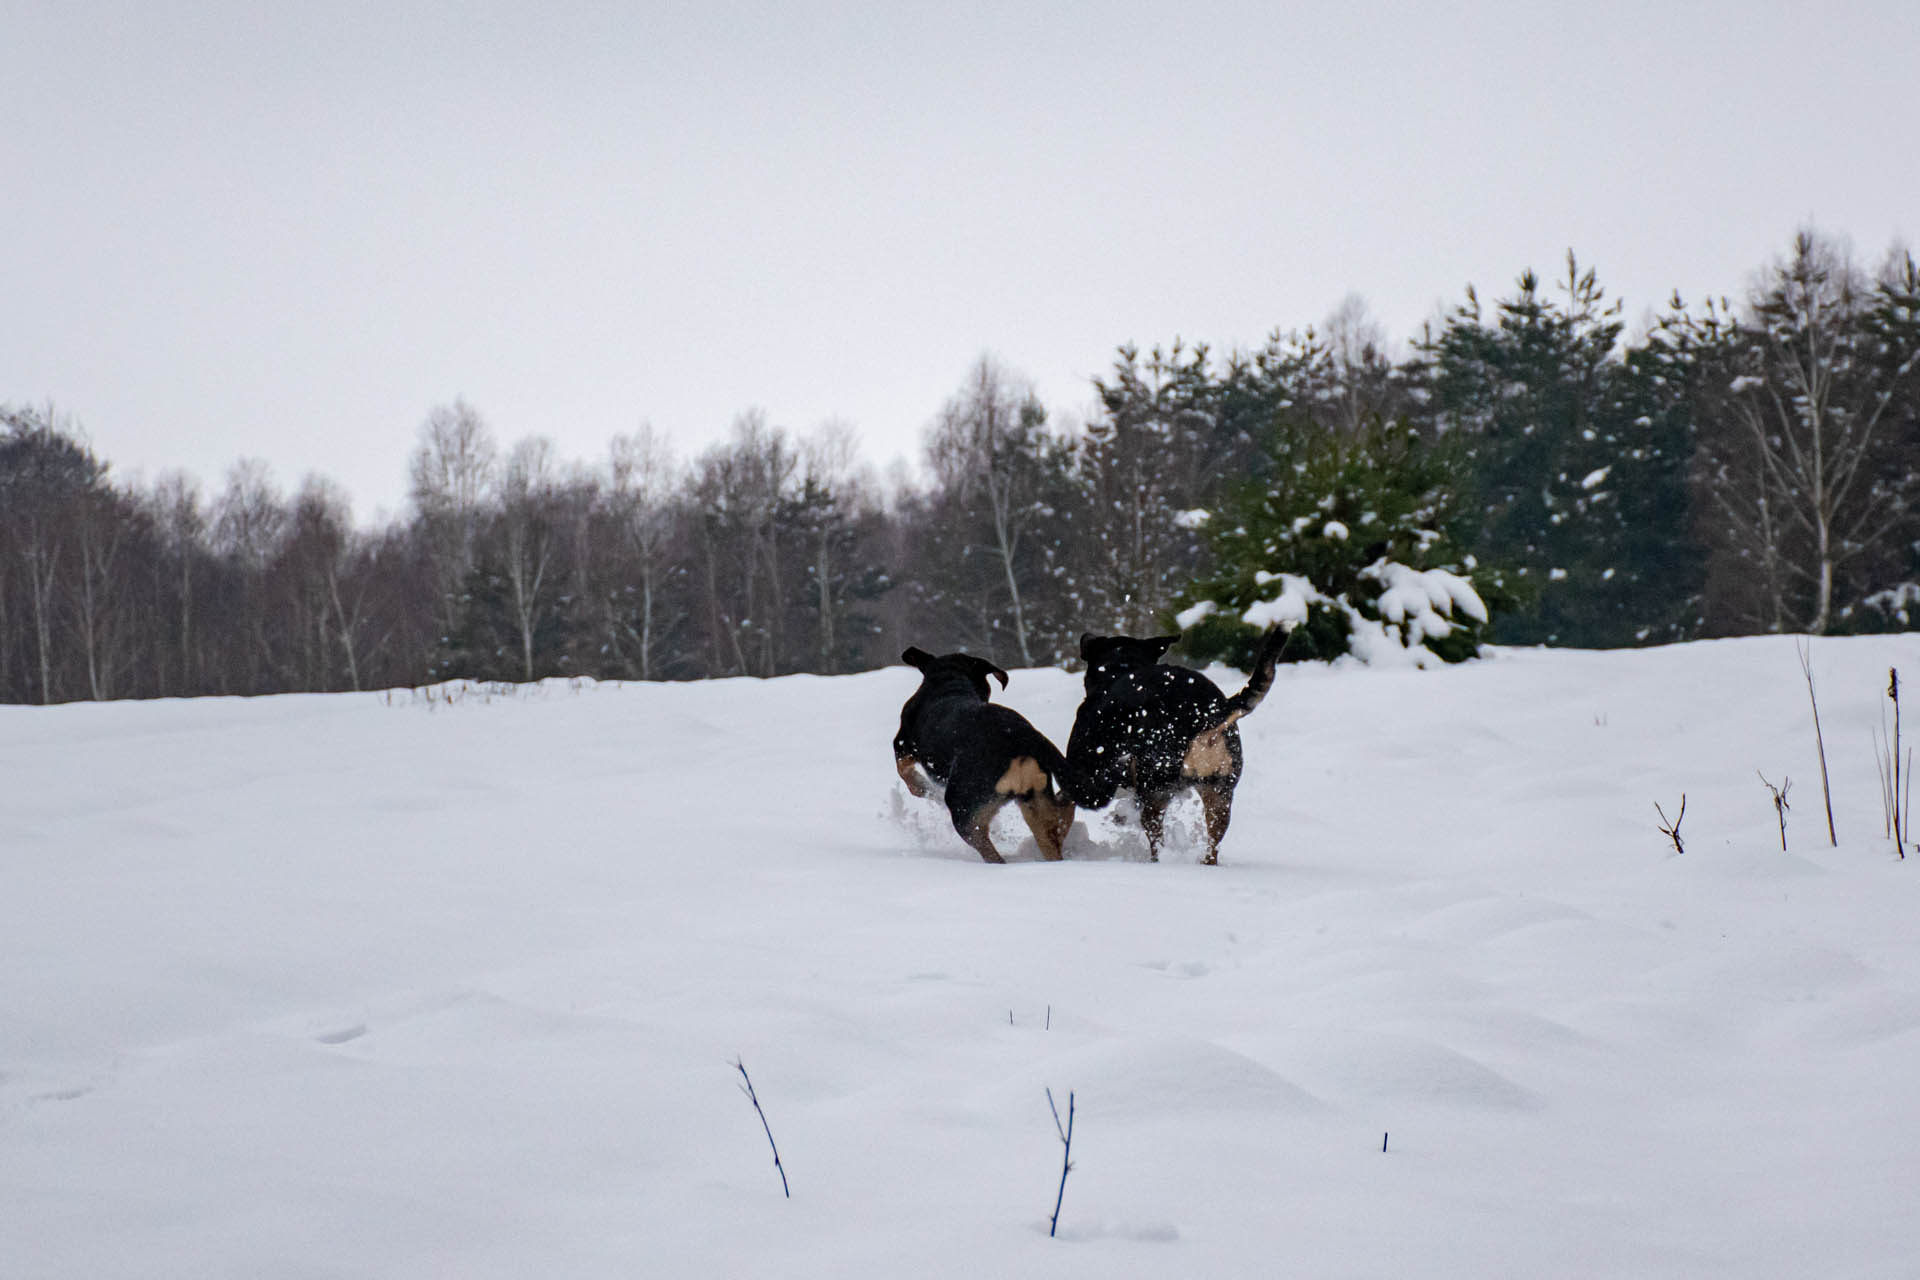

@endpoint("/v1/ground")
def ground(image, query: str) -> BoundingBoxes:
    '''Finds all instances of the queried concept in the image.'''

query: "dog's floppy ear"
[901,646,936,671]
[962,655,1010,690]
[1079,632,1099,660]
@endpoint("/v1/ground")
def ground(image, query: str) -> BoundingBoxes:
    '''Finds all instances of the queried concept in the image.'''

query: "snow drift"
[5,636,1920,1277]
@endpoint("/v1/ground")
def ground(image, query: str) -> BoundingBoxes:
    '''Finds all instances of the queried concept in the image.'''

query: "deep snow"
[5,636,1920,1277]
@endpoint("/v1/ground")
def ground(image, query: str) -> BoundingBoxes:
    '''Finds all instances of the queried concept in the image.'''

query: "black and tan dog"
[1065,628,1287,864]
[893,647,1075,863]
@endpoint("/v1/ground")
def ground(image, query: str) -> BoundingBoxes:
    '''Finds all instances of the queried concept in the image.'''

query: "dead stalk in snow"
[1796,639,1838,846]
[1655,795,1687,855]
[1877,668,1910,859]
[1046,1088,1075,1239]
[1759,772,1791,852]
[733,1058,790,1198]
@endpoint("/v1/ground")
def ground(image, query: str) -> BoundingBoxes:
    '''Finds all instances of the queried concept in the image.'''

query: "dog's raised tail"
[1216,625,1289,727]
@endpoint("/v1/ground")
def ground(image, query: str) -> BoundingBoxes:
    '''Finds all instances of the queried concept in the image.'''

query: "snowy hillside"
[6,637,1920,1278]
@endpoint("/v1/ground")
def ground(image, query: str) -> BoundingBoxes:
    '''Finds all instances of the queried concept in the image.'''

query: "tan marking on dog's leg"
[959,801,1007,863]
[1198,781,1234,866]
[895,754,931,798]
[994,756,1049,796]
[1018,791,1074,861]
[1139,792,1170,862]
[1182,728,1236,779]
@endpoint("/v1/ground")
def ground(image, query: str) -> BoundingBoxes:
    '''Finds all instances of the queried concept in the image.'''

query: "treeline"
[4,229,1918,704]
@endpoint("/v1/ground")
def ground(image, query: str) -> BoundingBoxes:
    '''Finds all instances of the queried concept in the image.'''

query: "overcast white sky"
[5,1,1916,522]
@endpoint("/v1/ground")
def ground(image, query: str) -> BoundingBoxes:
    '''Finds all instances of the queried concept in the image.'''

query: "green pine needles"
[1177,413,1505,668]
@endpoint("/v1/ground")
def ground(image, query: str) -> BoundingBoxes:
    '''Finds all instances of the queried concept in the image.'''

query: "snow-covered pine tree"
[1417,254,1696,646]
[1176,412,1492,668]
[1073,342,1221,636]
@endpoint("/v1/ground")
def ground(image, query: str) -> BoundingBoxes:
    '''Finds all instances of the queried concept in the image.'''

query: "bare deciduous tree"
[409,399,498,639]
[927,356,1051,666]
[72,484,129,699]
[1685,233,1920,633]
[211,458,288,692]
[146,470,206,693]
[1,404,104,702]
[800,421,865,674]
[498,436,560,683]
[691,412,797,677]
[606,426,678,680]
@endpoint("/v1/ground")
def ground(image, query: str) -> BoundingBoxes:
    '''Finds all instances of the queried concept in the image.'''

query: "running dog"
[893,647,1075,863]
[1065,628,1287,864]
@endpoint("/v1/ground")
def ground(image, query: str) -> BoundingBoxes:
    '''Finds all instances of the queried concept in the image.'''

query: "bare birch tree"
[72,486,127,699]
[801,421,863,673]
[409,399,497,641]
[690,413,796,677]
[606,426,677,680]
[146,470,206,693]
[927,356,1051,666]
[1685,232,1920,633]
[1,404,104,702]
[212,458,287,691]
[498,436,560,682]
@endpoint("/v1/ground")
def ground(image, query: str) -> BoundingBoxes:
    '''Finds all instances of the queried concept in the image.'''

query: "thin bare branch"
[1045,1087,1075,1238]
[732,1058,790,1199]
[1655,794,1687,855]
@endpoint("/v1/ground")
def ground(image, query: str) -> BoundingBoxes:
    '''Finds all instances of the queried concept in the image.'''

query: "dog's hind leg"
[895,752,932,798]
[1138,789,1172,862]
[1016,790,1075,862]
[952,797,1008,863]
[1197,780,1234,866]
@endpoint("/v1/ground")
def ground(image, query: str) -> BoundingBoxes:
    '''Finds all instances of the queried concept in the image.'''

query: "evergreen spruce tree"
[1178,413,1493,667]
[1419,254,1699,646]
[1849,249,1920,629]
[1595,331,1705,643]
[435,560,576,683]
[1075,342,1221,634]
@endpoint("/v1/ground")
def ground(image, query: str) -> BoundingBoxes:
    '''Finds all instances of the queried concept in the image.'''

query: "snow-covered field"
[6,637,1920,1278]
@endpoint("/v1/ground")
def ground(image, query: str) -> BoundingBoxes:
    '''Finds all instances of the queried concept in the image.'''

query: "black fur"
[1065,628,1286,864]
[893,647,1075,863]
